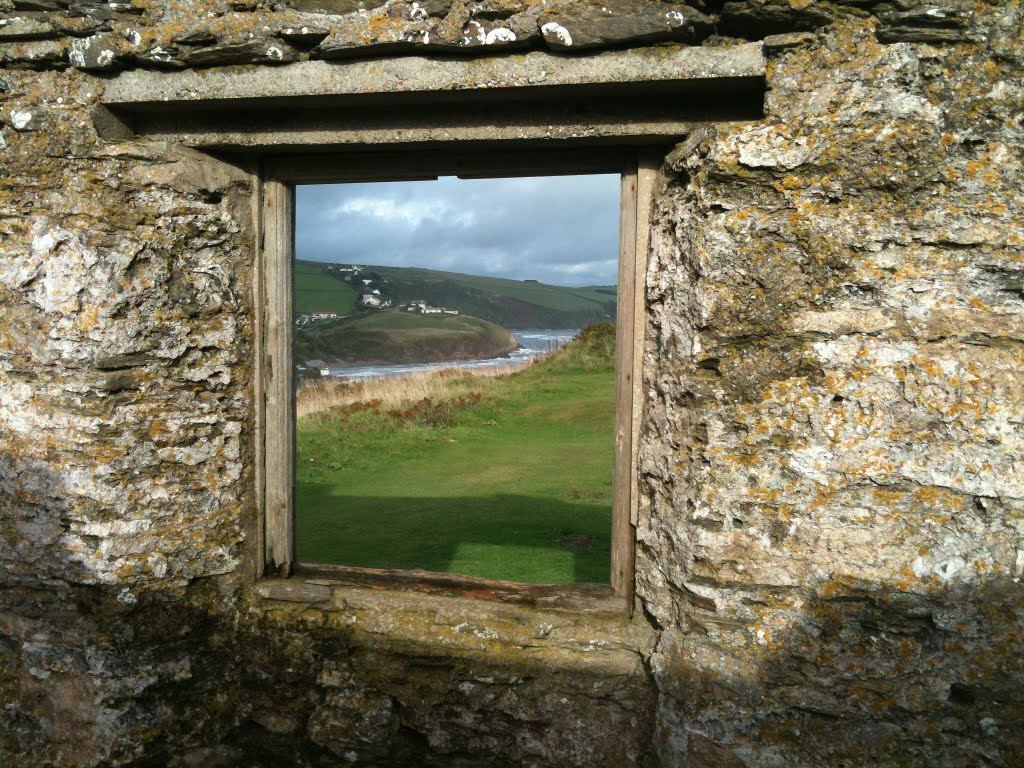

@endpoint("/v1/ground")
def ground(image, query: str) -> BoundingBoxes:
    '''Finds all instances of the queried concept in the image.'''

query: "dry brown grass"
[296,363,526,420]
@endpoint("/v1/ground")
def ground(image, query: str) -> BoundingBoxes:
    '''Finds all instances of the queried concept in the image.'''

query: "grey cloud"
[295,174,620,287]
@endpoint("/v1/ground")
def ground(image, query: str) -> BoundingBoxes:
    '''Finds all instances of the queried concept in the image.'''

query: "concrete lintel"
[103,44,765,109]
[137,116,706,150]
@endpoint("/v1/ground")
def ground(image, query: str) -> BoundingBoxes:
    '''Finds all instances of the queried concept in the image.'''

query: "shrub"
[532,321,616,372]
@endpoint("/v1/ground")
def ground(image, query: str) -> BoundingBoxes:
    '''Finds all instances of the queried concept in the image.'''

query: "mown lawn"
[295,337,615,584]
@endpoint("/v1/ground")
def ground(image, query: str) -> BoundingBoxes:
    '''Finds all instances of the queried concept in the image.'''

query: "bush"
[533,322,616,372]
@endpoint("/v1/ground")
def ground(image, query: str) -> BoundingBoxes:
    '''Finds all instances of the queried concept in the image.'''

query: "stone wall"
[640,7,1024,764]
[1,0,1022,766]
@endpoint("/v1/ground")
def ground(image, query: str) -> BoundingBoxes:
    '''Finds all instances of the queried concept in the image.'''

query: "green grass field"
[372,265,615,311]
[294,260,358,315]
[292,260,616,328]
[361,265,617,328]
[295,325,615,584]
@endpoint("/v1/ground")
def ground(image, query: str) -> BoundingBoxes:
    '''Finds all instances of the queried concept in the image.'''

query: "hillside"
[295,310,519,365]
[296,260,616,329]
[294,260,358,315]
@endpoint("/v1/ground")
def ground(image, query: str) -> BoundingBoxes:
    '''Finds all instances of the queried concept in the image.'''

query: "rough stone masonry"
[1,0,1022,766]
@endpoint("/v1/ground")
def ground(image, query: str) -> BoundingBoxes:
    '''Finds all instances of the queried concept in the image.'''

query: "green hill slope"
[373,266,616,328]
[294,261,358,315]
[297,261,616,329]
[296,310,519,364]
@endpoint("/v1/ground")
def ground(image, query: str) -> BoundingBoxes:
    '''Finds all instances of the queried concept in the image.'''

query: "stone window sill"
[251,571,655,664]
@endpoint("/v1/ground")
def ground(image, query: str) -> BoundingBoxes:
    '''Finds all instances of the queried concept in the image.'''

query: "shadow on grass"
[296,486,611,585]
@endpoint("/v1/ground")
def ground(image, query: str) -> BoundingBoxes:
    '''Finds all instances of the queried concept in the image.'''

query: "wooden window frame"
[257,147,657,613]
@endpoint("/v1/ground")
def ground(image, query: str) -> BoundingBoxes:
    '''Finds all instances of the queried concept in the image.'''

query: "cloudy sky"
[296,174,620,287]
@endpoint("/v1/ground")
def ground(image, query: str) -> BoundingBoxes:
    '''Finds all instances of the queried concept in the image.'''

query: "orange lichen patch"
[734,452,766,467]
[775,175,809,193]
[897,565,921,586]
[77,304,101,332]
[908,354,943,378]
[912,486,961,508]
[747,487,783,503]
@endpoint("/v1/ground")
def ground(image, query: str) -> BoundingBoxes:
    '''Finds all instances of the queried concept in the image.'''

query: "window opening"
[261,150,652,607]
[292,174,620,585]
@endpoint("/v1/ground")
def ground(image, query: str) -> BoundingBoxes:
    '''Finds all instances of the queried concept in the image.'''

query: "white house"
[304,359,331,376]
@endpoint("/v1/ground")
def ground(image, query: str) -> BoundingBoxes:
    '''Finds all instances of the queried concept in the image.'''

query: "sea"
[324,329,579,380]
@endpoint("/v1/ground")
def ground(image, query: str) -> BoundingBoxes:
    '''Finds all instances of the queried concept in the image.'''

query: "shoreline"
[322,340,521,369]
[322,329,579,381]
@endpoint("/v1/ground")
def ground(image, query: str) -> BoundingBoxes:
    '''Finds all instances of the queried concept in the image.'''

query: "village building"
[295,311,340,326]
[360,294,390,307]
[303,359,331,376]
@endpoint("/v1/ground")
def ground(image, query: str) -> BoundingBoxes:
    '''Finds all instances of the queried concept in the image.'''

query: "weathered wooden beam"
[612,164,639,607]
[263,179,295,577]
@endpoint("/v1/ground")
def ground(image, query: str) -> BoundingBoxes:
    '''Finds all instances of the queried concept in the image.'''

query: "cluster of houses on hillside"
[360,290,392,308]
[402,300,459,315]
[326,264,363,277]
[324,264,396,309]
[298,263,459,321]
[295,311,338,327]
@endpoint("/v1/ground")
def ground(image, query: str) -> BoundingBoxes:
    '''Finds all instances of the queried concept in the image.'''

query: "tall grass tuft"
[297,364,520,419]
[529,321,615,373]
[296,322,616,420]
